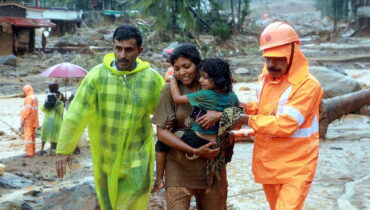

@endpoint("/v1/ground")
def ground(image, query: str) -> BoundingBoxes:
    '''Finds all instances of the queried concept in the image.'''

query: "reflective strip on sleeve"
[290,115,319,138]
[24,140,34,144]
[25,104,38,110]
[256,77,265,102]
[281,106,305,126]
[276,85,292,115]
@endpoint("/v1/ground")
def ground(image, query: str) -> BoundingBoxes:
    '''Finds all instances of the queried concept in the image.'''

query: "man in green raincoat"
[55,25,164,210]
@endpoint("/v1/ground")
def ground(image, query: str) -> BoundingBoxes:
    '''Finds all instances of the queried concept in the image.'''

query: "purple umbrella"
[39,62,88,78]
[39,63,88,96]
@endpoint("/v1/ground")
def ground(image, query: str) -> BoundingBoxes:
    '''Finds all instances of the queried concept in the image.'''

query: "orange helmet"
[259,22,300,51]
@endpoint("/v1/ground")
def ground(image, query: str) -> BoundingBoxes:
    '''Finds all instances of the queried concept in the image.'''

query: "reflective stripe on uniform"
[25,104,38,110]
[281,106,305,126]
[24,140,34,144]
[274,84,318,138]
[290,115,319,138]
[276,85,292,114]
[256,77,265,102]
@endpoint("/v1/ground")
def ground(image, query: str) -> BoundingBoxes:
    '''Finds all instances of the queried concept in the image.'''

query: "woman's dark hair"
[199,57,233,93]
[113,25,142,48]
[48,82,65,102]
[48,83,59,93]
[170,43,201,66]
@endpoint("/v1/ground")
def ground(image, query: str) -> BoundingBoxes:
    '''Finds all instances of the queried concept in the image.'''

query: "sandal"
[37,150,47,156]
[151,179,165,193]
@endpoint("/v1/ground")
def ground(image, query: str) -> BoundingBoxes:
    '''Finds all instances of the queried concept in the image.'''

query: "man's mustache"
[117,58,129,63]
[268,66,281,72]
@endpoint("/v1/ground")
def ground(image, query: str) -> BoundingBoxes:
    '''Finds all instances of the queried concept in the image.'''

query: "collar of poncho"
[103,53,150,76]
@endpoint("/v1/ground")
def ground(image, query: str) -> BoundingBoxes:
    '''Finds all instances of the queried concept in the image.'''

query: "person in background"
[40,83,64,156]
[164,48,175,82]
[163,42,179,82]
[64,91,81,155]
[20,85,39,157]
[41,30,48,54]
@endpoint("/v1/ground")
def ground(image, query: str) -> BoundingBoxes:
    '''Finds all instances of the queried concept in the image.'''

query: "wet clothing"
[245,44,323,209]
[24,127,36,156]
[155,129,210,153]
[262,181,312,210]
[152,83,228,210]
[21,85,39,128]
[21,85,39,157]
[56,53,164,210]
[187,90,239,135]
[40,97,64,143]
[166,186,227,210]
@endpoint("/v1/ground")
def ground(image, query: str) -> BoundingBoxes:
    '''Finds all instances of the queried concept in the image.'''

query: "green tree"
[137,0,195,39]
[315,0,354,31]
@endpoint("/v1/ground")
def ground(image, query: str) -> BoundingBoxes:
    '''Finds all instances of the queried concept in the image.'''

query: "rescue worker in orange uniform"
[20,84,39,157]
[235,22,323,210]
[163,46,177,82]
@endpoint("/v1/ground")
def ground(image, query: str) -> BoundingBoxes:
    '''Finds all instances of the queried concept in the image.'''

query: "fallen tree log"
[0,93,24,100]
[309,54,370,62]
[0,118,23,138]
[320,89,370,139]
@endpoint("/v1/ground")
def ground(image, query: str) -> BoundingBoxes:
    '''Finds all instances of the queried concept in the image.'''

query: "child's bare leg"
[151,152,166,193]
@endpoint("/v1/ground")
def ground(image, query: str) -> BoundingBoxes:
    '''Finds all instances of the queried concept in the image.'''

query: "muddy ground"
[0,79,369,209]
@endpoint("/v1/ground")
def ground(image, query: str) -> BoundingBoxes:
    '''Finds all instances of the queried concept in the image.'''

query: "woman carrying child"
[152,43,240,210]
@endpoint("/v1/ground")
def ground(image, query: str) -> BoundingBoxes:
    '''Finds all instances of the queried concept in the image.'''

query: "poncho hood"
[23,84,34,96]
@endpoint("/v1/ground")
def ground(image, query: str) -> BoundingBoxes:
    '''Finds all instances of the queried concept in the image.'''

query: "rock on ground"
[0,172,32,189]
[310,66,362,98]
[0,55,17,67]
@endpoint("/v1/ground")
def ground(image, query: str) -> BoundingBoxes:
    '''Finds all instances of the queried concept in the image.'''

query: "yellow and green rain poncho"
[56,53,164,210]
[41,97,64,143]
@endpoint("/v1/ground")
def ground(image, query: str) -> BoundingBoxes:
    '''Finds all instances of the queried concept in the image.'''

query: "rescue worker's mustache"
[268,67,281,72]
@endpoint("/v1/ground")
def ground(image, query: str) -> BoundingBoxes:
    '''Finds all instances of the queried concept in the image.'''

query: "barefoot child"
[152,57,239,193]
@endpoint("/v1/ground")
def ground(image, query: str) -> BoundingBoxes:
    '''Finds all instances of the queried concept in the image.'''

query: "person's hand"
[167,75,175,81]
[233,114,249,130]
[196,110,222,129]
[195,141,220,159]
[239,102,247,109]
[56,154,72,178]
[228,131,236,144]
[164,121,174,132]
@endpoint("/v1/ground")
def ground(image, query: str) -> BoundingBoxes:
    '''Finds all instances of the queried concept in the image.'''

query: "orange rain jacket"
[21,85,39,128]
[246,44,323,184]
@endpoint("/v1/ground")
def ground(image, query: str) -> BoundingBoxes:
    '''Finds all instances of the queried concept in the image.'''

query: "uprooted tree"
[319,89,370,139]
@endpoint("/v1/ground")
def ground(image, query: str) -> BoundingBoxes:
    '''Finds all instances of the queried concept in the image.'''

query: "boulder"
[234,67,251,75]
[310,66,362,98]
[0,201,32,210]
[42,179,97,210]
[0,55,17,66]
[55,35,96,47]
[0,172,32,189]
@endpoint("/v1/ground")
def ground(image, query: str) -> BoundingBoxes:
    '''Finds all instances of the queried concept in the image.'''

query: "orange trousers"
[24,126,36,157]
[262,181,312,210]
